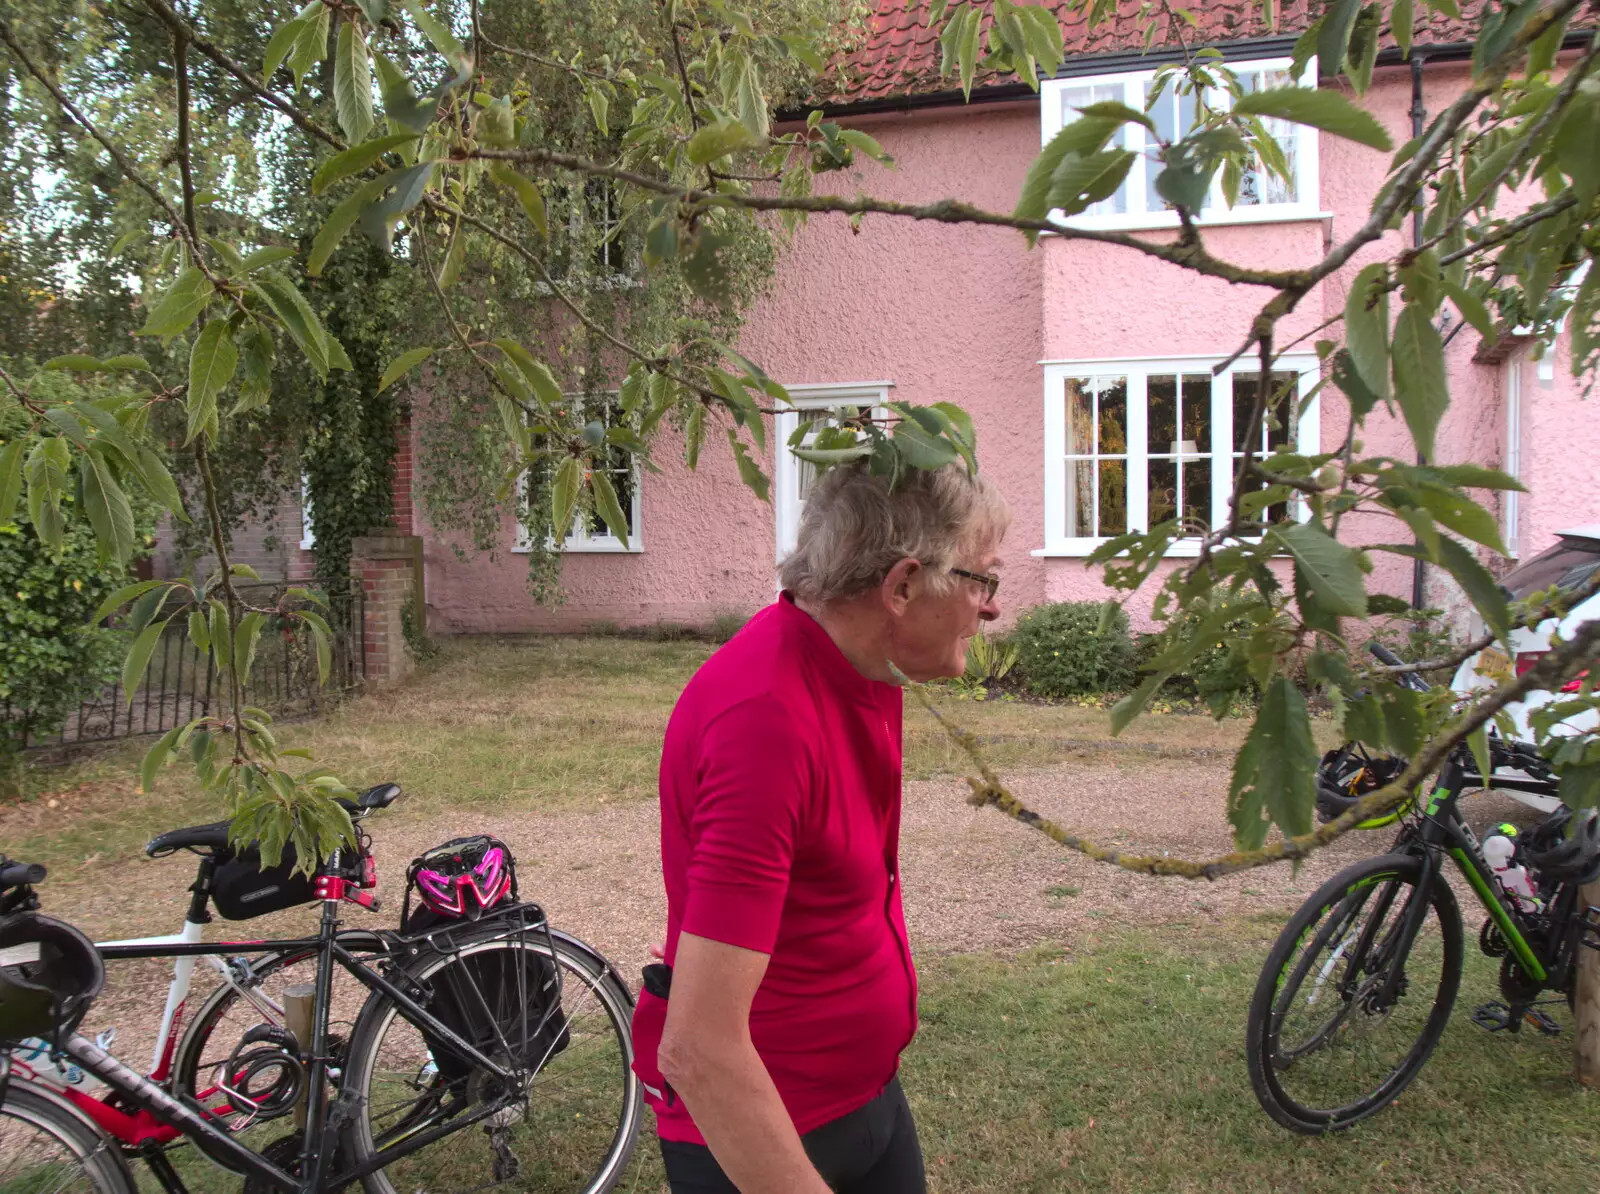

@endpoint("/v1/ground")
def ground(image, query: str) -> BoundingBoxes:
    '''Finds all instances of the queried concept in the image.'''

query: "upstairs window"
[1040,57,1321,231]
[1041,354,1319,556]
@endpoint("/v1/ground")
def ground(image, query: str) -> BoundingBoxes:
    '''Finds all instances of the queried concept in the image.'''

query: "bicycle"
[0,787,642,1192]
[1245,651,1600,1134]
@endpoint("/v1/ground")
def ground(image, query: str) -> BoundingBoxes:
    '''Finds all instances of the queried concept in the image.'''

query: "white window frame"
[1504,353,1522,559]
[774,381,893,563]
[1040,56,1323,232]
[1036,353,1320,558]
[299,474,315,551]
[514,393,644,554]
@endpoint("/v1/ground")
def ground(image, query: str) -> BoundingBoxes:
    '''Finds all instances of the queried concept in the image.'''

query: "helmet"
[0,914,104,1042]
[1315,746,1407,823]
[1523,806,1600,887]
[406,836,517,921]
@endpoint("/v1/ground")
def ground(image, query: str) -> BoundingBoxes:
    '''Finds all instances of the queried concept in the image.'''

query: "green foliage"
[1011,602,1135,699]
[1136,616,1260,715]
[965,631,1020,686]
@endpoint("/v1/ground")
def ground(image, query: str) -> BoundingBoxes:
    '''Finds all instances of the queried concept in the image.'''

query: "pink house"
[311,2,1600,636]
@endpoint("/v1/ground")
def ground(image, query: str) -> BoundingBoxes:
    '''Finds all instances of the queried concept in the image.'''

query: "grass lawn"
[10,636,1597,1192]
[12,636,1256,872]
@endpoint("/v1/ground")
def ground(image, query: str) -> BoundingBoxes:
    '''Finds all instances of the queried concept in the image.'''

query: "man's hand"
[658,932,832,1194]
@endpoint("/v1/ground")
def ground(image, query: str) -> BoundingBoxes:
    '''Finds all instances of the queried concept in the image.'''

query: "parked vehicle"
[1451,525,1600,813]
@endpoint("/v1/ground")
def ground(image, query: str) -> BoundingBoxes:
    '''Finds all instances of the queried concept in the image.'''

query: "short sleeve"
[680,696,813,954]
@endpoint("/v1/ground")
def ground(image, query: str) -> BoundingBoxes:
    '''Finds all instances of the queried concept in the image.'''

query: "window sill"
[1047,208,1332,235]
[513,540,643,555]
[1033,539,1203,559]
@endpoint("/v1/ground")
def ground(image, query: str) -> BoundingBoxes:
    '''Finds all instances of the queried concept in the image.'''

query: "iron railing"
[8,582,365,751]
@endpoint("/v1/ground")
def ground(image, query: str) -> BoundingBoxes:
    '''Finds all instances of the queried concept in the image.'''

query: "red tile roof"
[820,0,1477,105]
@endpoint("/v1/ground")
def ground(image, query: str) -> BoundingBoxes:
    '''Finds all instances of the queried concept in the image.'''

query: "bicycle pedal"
[1523,1007,1563,1037]
[1470,1001,1518,1033]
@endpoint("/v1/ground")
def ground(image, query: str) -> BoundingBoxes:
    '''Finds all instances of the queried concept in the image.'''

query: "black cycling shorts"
[658,1076,926,1194]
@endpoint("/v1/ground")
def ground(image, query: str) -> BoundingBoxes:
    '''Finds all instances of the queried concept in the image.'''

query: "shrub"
[1011,601,1135,698]
[963,631,1019,686]
[707,611,749,643]
[0,513,134,785]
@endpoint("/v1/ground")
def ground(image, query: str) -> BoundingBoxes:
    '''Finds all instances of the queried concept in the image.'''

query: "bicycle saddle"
[145,783,403,857]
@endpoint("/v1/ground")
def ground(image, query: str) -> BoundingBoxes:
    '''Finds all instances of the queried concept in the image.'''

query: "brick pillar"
[349,533,425,688]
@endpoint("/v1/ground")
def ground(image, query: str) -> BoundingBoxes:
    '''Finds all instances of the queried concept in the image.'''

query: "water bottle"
[1483,829,1541,913]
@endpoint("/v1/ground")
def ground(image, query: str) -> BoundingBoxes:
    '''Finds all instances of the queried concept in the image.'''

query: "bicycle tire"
[169,930,388,1151]
[0,1080,137,1193]
[1246,852,1463,1134]
[341,922,641,1194]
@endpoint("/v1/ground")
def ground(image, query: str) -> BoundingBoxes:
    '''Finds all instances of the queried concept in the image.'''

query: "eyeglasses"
[949,567,1001,601]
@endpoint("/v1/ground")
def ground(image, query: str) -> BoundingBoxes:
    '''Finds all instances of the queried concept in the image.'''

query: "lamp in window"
[1170,439,1200,457]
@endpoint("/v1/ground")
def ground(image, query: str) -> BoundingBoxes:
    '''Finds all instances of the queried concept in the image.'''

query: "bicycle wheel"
[342,922,641,1194]
[0,1081,136,1193]
[1246,853,1463,1133]
[170,931,387,1145]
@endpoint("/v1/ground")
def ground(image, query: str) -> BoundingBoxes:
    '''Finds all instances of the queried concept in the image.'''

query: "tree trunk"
[1577,880,1600,1087]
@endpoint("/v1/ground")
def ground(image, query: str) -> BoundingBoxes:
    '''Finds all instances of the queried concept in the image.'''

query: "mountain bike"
[1245,682,1600,1134]
[0,789,642,1192]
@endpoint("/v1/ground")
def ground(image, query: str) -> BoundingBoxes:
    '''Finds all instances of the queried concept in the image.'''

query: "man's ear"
[880,558,921,616]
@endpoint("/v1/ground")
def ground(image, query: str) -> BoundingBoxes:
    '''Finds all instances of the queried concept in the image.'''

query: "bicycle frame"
[33,885,551,1194]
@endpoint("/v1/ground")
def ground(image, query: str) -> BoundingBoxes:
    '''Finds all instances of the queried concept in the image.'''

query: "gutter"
[784,29,1592,121]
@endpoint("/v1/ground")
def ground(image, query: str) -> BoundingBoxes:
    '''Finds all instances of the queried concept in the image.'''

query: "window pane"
[1182,458,1211,530]
[1149,374,1177,454]
[1148,459,1176,527]
[1066,458,1096,537]
[1099,378,1127,454]
[1235,70,1298,206]
[1065,378,1094,455]
[795,411,824,500]
[1180,374,1209,454]
[1099,458,1126,535]
[1062,83,1130,216]
[1232,370,1299,452]
[1146,77,1204,212]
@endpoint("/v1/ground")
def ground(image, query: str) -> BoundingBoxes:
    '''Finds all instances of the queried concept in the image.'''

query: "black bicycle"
[1245,669,1600,1134]
[0,787,642,1192]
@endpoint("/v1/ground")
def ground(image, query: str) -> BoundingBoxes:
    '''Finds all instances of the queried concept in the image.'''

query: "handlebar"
[1367,641,1406,668]
[0,861,46,889]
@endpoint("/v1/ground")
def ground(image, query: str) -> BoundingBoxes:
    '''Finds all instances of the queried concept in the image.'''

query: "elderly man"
[631,460,1009,1194]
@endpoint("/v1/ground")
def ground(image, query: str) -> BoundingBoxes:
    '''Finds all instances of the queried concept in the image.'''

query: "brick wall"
[350,534,424,687]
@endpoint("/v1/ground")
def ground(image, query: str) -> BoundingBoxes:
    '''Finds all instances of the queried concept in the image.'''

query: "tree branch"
[174,27,198,242]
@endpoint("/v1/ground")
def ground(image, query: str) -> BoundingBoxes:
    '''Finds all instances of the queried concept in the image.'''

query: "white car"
[1452,525,1600,813]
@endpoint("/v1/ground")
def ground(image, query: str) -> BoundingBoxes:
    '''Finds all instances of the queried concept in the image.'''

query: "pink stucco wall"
[424,58,1599,635]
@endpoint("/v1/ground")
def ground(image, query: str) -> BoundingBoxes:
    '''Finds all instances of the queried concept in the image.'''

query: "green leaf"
[1232,86,1392,151]
[687,117,765,165]
[837,128,894,164]
[792,444,873,465]
[1390,303,1449,461]
[1426,463,1524,491]
[488,163,548,238]
[1528,8,1570,76]
[358,161,436,249]
[25,437,69,551]
[139,267,213,338]
[1441,279,1492,338]
[101,354,151,372]
[400,0,463,62]
[1111,671,1169,737]
[1346,3,1381,94]
[956,5,981,100]
[188,608,210,655]
[334,19,375,145]
[122,617,170,706]
[1072,100,1155,132]
[209,600,232,670]
[1228,676,1317,849]
[80,448,136,567]
[1392,0,1414,55]
[1014,116,1121,242]
[1048,149,1137,215]
[234,611,266,685]
[43,354,102,372]
[90,578,167,624]
[186,319,238,444]
[550,456,580,543]
[379,347,435,393]
[726,430,771,503]
[495,340,564,408]
[0,440,23,525]
[591,468,632,544]
[684,402,705,469]
[1343,262,1390,403]
[308,175,390,275]
[263,13,310,82]
[140,725,182,793]
[1412,482,1505,553]
[1317,0,1363,77]
[311,132,420,195]
[892,415,960,469]
[252,272,330,377]
[586,81,610,137]
[294,610,334,685]
[289,2,331,88]
[1269,520,1367,616]
[1383,538,1510,636]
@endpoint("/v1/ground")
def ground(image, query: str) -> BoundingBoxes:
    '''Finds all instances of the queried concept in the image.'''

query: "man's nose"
[978,596,1000,622]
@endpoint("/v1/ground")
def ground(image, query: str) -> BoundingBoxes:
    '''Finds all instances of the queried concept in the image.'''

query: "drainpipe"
[1409,51,1429,611]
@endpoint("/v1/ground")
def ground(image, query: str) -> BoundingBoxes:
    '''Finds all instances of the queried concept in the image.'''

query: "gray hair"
[778,461,1011,605]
